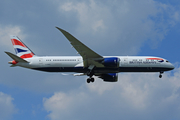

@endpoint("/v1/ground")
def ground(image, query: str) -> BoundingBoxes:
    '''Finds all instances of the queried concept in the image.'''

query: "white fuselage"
[15,56,174,74]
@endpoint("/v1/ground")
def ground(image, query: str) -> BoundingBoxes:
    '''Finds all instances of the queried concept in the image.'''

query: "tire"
[87,78,91,83]
[91,78,95,82]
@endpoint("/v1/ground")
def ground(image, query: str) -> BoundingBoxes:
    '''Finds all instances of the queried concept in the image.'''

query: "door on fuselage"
[123,57,128,65]
[39,58,43,66]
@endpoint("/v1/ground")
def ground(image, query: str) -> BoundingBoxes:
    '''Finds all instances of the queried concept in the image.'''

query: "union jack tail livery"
[10,36,35,59]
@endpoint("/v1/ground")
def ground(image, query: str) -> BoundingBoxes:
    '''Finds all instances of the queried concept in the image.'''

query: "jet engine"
[102,57,120,68]
[99,73,118,82]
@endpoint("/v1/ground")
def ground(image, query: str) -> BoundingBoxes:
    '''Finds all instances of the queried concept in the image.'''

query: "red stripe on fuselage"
[20,53,34,59]
[146,58,163,60]
[11,39,27,48]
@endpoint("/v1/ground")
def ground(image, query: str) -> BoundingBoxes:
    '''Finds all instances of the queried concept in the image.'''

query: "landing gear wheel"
[159,71,163,78]
[87,78,91,83]
[87,77,95,83]
[91,78,94,82]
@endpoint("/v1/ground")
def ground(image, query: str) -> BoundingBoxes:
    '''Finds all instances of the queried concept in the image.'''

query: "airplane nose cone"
[170,63,175,70]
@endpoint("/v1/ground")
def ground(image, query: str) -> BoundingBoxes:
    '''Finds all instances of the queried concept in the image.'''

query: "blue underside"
[32,67,173,73]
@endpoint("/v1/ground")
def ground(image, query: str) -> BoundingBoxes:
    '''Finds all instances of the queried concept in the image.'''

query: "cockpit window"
[166,60,169,63]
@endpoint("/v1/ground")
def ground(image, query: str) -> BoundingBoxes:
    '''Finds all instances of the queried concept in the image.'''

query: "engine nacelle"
[102,57,120,68]
[99,73,118,82]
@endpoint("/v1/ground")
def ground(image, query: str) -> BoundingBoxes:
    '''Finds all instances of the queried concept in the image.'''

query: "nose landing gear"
[159,71,164,78]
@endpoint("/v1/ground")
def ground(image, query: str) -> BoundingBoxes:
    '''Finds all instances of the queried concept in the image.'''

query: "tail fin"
[10,36,35,59]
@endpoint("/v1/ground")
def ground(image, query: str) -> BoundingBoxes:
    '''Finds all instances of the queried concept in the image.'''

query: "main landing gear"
[86,65,95,83]
[87,77,95,83]
[87,72,95,83]
[159,71,164,78]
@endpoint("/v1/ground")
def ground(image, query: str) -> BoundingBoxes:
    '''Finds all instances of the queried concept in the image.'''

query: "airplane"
[5,27,174,83]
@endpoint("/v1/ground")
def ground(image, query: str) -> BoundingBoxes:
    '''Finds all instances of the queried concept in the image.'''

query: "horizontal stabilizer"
[5,51,28,63]
[10,65,17,67]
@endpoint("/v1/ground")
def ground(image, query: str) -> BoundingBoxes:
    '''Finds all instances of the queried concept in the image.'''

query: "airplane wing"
[56,27,104,68]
